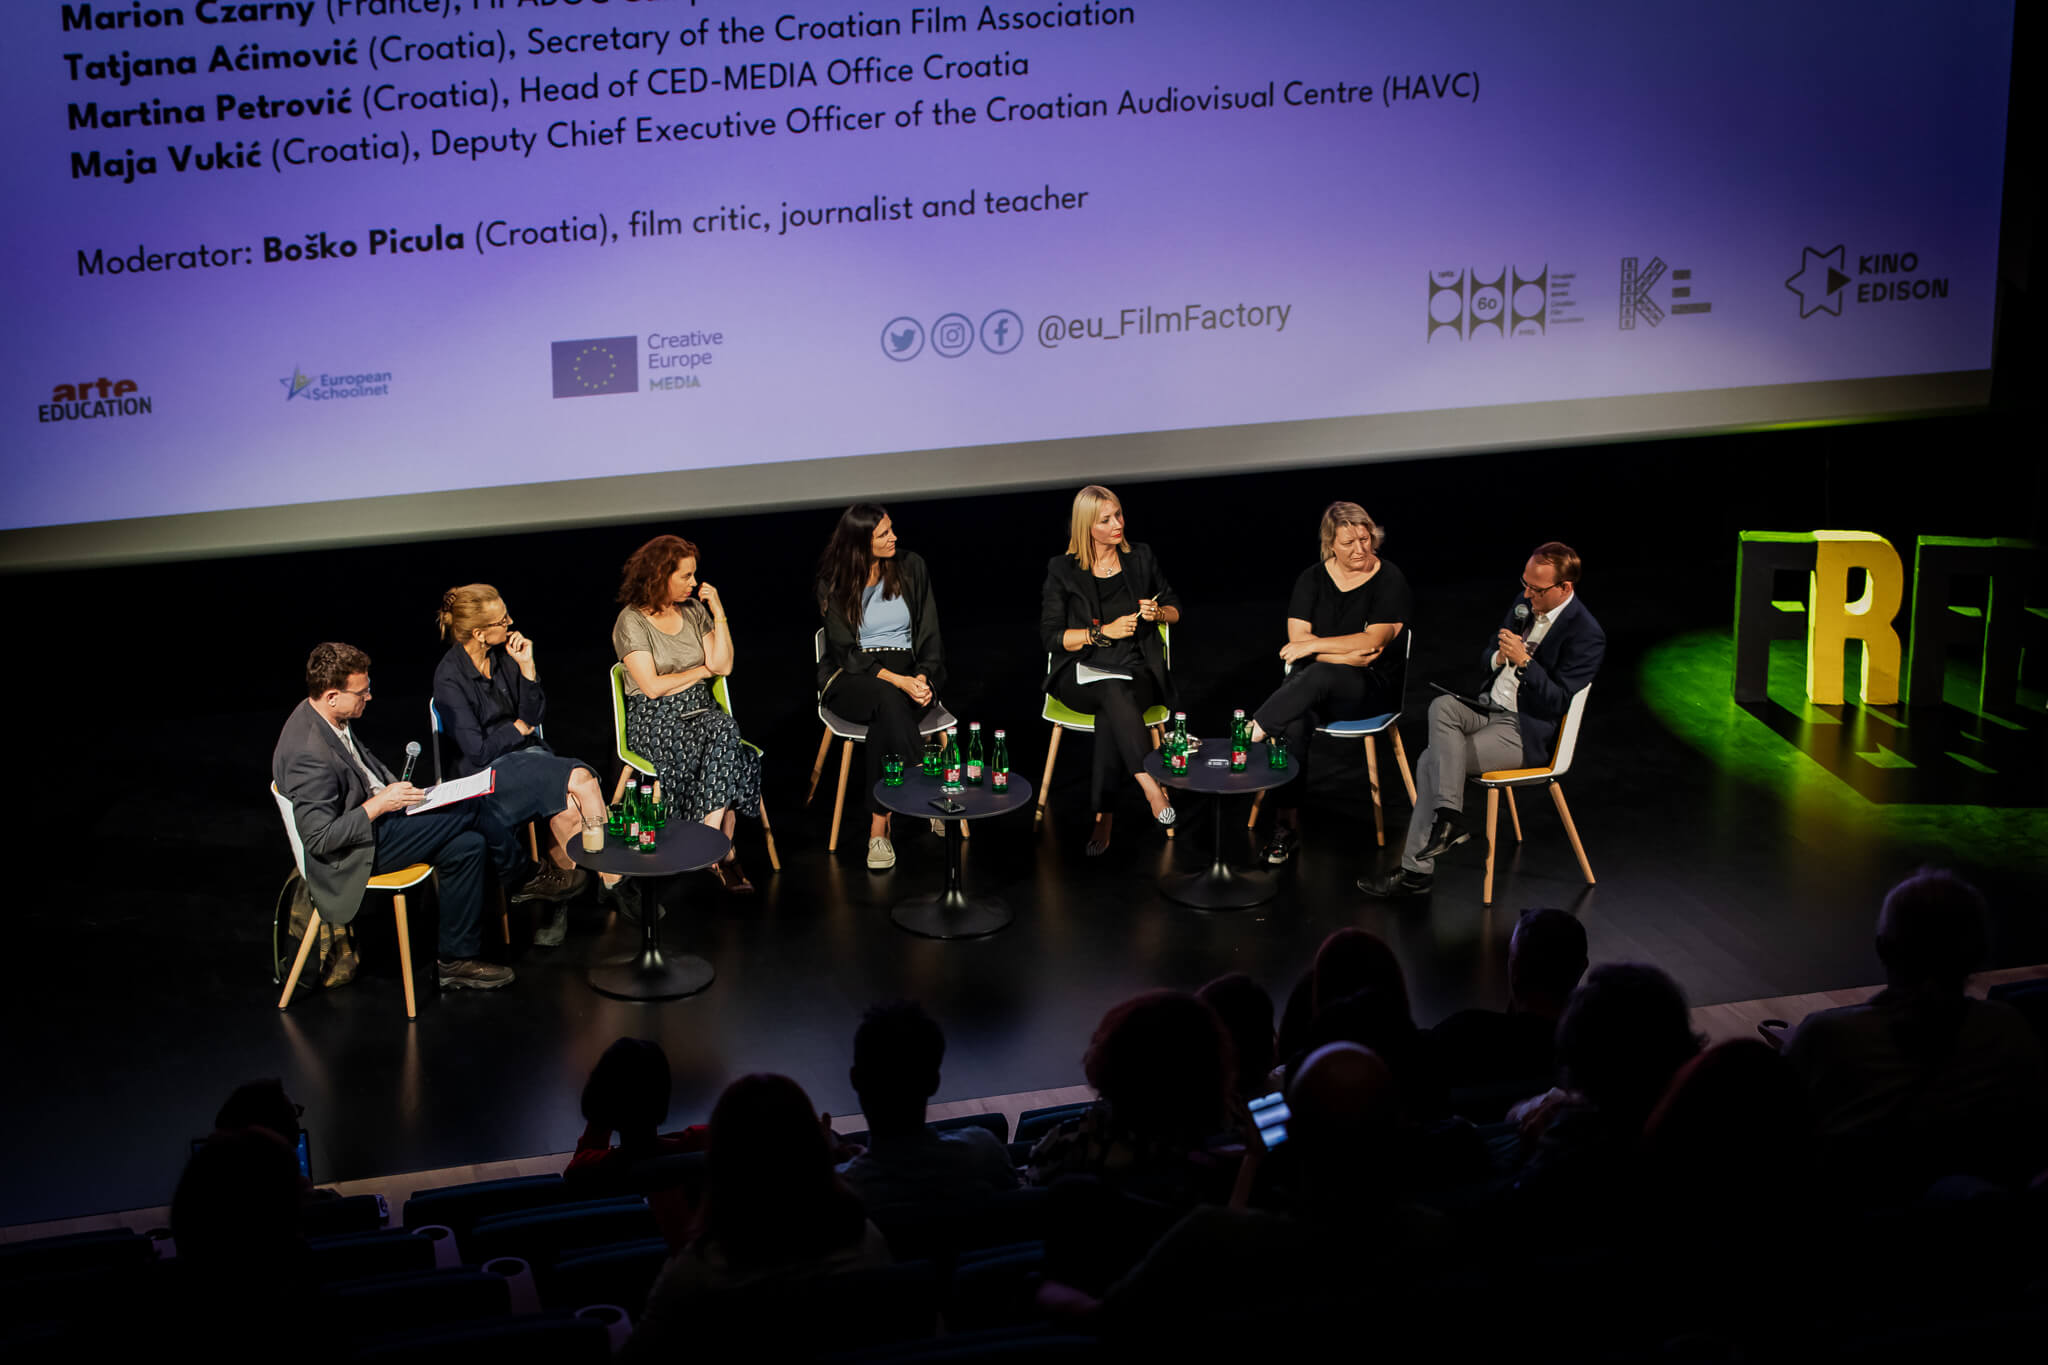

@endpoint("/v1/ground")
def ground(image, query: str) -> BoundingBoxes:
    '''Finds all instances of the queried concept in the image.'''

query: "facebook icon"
[979,309,1023,355]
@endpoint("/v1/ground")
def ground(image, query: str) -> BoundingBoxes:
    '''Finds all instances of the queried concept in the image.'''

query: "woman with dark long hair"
[817,504,946,870]
[613,534,762,893]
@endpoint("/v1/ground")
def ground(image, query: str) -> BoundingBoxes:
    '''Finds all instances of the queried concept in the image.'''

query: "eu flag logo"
[551,336,638,398]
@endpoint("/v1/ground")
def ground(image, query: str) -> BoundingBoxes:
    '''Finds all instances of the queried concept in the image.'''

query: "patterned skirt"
[624,682,762,822]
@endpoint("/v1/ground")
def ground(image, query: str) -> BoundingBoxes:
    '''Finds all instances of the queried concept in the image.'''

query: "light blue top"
[859,582,914,649]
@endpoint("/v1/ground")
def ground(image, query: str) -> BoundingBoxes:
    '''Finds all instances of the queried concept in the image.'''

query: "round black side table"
[569,821,730,1000]
[1144,739,1297,909]
[874,770,1034,938]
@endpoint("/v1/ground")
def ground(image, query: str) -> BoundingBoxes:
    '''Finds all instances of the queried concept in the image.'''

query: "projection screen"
[0,0,2014,568]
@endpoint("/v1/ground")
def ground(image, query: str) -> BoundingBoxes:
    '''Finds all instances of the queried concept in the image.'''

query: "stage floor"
[4,583,2042,1228]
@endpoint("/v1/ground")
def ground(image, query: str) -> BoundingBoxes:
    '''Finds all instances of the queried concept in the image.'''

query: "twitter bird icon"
[880,316,924,361]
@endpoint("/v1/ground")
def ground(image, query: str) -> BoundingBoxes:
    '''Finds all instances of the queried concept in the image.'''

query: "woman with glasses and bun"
[1041,484,1182,856]
[816,504,947,871]
[613,534,762,894]
[431,583,608,930]
[1246,503,1411,866]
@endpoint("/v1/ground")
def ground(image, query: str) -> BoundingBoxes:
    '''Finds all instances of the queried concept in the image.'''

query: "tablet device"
[1429,681,1497,714]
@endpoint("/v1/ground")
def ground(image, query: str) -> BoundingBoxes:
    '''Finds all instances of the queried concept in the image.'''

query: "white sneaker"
[867,836,897,870]
[929,817,947,837]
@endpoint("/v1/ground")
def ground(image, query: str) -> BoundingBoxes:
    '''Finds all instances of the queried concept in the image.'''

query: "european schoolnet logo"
[281,366,392,402]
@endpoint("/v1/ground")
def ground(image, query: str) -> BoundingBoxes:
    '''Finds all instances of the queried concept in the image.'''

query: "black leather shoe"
[1415,809,1473,862]
[1262,826,1300,866]
[1357,868,1434,898]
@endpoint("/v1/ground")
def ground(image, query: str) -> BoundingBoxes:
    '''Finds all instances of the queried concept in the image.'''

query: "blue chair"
[465,1198,660,1292]
[1246,630,1416,845]
[320,1267,512,1338]
[945,1242,1047,1332]
[548,1236,669,1312]
[307,1229,437,1284]
[608,663,780,871]
[1014,1102,1095,1146]
[352,1311,611,1363]
[836,1111,1009,1149]
[402,1175,577,1243]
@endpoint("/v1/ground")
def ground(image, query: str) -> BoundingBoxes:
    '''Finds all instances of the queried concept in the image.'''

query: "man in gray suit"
[273,641,528,989]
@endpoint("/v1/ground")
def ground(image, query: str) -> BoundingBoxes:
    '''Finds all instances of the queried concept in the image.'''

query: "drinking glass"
[883,752,905,787]
[922,734,943,776]
[1267,735,1289,771]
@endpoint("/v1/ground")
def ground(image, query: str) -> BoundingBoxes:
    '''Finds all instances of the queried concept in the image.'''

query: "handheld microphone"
[401,741,421,784]
[1512,602,1532,635]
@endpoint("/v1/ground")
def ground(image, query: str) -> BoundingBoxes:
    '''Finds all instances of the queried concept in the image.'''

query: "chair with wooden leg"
[1247,632,1416,845]
[1036,625,1173,833]
[272,784,431,1021]
[806,630,957,853]
[1476,684,1596,906]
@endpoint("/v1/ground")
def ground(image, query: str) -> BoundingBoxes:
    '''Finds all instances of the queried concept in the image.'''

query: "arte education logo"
[552,336,639,397]
[1619,255,1712,330]
[38,375,152,423]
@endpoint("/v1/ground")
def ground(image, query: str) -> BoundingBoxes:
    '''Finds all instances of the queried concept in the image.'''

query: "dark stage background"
[1,403,2043,1227]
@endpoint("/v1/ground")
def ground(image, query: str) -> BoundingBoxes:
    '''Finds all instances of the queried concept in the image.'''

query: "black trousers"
[823,669,925,816]
[1252,662,1397,811]
[371,797,526,959]
[1054,672,1161,809]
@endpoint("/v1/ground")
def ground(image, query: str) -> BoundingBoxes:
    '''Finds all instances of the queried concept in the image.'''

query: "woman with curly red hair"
[613,534,762,892]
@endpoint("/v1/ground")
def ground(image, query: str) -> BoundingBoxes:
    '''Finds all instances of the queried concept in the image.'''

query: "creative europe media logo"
[552,336,639,397]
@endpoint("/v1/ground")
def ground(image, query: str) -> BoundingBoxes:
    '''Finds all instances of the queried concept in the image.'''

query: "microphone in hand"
[1512,602,1532,635]
[401,740,422,784]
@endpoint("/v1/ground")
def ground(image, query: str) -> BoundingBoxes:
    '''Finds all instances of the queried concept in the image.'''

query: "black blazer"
[432,643,546,777]
[1039,542,1180,705]
[817,549,946,696]
[272,698,397,925]
[1480,594,1605,768]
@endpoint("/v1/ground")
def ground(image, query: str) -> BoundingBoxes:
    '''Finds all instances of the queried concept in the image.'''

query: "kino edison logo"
[40,375,151,423]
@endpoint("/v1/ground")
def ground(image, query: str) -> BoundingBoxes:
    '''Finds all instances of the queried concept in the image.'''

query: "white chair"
[608,664,780,871]
[1246,631,1417,845]
[805,629,957,852]
[1036,625,1173,830]
[272,783,431,1020]
[1476,683,1596,905]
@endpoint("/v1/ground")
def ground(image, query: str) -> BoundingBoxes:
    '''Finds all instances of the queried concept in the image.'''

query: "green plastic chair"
[609,664,779,871]
[1035,624,1172,827]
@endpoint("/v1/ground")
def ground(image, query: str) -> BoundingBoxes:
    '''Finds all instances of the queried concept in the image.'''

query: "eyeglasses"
[1520,578,1564,597]
[342,679,374,697]
[484,615,513,631]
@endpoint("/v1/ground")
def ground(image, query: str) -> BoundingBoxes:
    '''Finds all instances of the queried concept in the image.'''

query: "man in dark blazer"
[1360,542,1604,897]
[273,641,529,989]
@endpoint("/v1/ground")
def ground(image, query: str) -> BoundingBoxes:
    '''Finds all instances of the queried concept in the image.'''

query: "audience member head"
[1287,1043,1399,1209]
[581,1038,672,1147]
[214,1079,301,1143]
[1309,987,1415,1059]
[701,1073,865,1270]
[1509,909,1589,1018]
[1643,1039,1812,1210]
[1084,990,1233,1143]
[1875,867,1987,994]
[436,583,504,644]
[850,1000,945,1135]
[1312,928,1412,1023]
[304,641,371,701]
[1275,972,1318,1070]
[618,534,703,612]
[1199,973,1277,1102]
[171,1128,309,1274]
[1555,963,1702,1119]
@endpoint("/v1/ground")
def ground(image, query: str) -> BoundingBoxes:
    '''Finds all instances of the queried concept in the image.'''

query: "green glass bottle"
[1168,711,1189,776]
[940,728,964,794]
[623,775,644,849]
[1230,710,1249,772]
[963,722,985,786]
[991,728,1011,793]
[650,778,667,829]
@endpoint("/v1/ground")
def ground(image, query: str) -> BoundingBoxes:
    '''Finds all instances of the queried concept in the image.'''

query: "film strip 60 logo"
[1427,266,1579,341]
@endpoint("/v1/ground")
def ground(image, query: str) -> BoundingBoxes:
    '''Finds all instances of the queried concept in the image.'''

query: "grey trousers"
[1401,694,1523,874]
